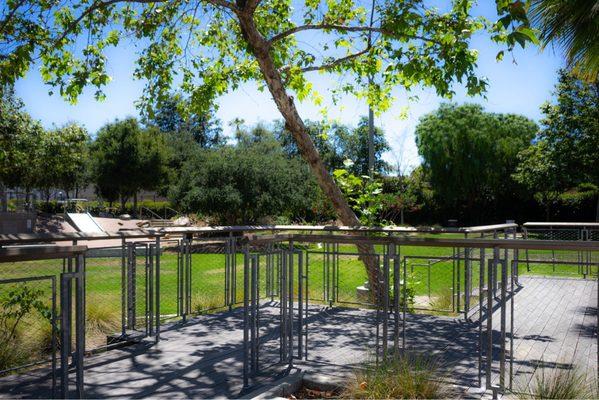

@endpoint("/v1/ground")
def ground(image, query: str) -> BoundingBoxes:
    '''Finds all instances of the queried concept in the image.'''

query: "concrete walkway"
[0,277,596,398]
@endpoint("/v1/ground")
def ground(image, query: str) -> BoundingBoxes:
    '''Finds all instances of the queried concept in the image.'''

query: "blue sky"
[13,3,566,172]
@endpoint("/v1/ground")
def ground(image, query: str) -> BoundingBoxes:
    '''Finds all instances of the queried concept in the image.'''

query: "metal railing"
[0,222,596,398]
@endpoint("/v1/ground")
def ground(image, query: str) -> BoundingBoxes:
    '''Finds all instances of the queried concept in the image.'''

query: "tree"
[275,117,390,175]
[529,0,599,82]
[531,70,599,220]
[334,117,390,176]
[36,123,90,202]
[170,127,317,224]
[0,87,44,209]
[513,140,562,220]
[415,103,538,222]
[145,93,225,147]
[0,0,536,294]
[90,118,170,212]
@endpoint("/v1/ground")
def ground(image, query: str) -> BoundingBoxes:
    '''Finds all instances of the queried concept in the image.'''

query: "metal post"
[280,248,288,361]
[510,252,516,390]
[298,250,304,358]
[127,243,136,330]
[121,237,127,336]
[148,244,154,336]
[155,236,161,342]
[51,277,57,399]
[243,247,250,388]
[288,241,294,366]
[382,250,389,359]
[75,254,85,398]
[478,247,484,388]
[500,259,507,390]
[250,255,258,374]
[60,274,70,399]
[464,248,471,320]
[402,256,407,349]
[391,245,400,353]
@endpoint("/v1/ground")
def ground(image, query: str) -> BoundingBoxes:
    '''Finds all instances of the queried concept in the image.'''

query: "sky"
[13,2,566,173]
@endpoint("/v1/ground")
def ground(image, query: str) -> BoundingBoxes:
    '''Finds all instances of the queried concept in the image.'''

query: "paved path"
[0,277,595,398]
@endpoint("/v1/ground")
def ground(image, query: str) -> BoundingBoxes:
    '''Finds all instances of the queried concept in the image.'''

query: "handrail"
[0,226,597,251]
[0,230,162,245]
[147,223,517,236]
[140,206,163,221]
[163,206,179,219]
[523,222,599,228]
[248,233,599,251]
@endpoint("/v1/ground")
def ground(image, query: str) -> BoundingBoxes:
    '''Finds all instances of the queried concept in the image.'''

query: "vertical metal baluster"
[51,276,57,399]
[478,246,484,388]
[403,257,407,350]
[382,250,389,359]
[288,241,294,366]
[298,250,303,358]
[391,244,399,353]
[510,250,517,391]
[121,237,126,336]
[500,259,507,391]
[155,235,161,342]
[243,247,250,388]
[60,274,69,399]
[75,254,85,398]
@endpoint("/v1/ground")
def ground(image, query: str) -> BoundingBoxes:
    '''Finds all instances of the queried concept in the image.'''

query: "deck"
[0,276,596,399]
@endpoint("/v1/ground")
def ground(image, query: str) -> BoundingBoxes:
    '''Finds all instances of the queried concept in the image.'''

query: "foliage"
[144,93,225,148]
[0,87,45,192]
[343,353,445,399]
[36,123,90,201]
[333,165,385,226]
[379,175,419,225]
[90,118,171,208]
[0,284,52,371]
[0,1,535,113]
[415,103,538,220]
[529,0,599,82]
[516,70,599,220]
[513,140,562,220]
[170,126,317,224]
[538,70,599,188]
[275,117,390,175]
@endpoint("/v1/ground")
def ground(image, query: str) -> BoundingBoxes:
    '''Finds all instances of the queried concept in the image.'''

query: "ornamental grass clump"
[343,352,446,399]
[518,364,597,399]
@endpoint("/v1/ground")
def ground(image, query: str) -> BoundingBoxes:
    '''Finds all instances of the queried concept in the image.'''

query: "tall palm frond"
[530,0,599,82]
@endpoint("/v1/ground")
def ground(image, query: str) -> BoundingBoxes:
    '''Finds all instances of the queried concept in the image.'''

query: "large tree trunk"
[237,13,381,297]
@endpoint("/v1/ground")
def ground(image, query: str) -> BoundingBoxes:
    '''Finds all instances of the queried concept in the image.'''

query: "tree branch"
[205,0,239,12]
[269,23,439,45]
[280,47,370,73]
[52,0,170,46]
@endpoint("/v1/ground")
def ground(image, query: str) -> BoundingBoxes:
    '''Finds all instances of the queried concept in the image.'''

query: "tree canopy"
[515,69,599,220]
[415,103,538,220]
[90,118,170,209]
[170,125,317,224]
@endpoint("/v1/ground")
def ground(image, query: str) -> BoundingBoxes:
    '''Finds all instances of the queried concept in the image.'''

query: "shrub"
[343,352,445,399]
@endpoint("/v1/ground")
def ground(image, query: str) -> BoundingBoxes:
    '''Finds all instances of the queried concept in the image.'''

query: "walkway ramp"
[66,212,105,233]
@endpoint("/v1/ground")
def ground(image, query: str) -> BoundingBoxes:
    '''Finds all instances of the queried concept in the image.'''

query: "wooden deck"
[0,276,596,399]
